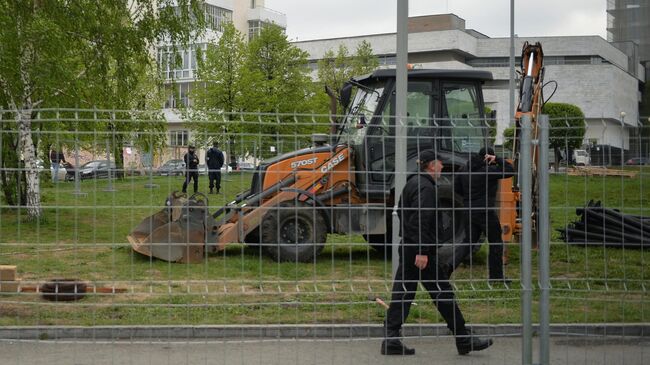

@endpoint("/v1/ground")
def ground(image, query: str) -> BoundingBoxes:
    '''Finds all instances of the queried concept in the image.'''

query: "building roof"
[354,68,493,83]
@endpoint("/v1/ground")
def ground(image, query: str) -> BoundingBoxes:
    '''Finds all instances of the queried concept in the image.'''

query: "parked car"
[71,160,123,180]
[237,162,256,171]
[157,159,185,176]
[625,157,650,166]
[197,164,208,175]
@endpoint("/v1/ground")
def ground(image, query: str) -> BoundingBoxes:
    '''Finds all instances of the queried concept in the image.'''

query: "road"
[2,335,647,365]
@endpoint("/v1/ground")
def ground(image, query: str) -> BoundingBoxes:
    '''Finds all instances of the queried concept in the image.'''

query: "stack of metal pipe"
[559,200,650,248]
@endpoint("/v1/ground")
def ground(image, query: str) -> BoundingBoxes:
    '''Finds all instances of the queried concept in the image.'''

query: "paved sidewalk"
[2,335,648,365]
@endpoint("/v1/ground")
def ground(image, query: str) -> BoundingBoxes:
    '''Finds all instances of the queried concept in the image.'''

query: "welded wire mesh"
[0,109,648,364]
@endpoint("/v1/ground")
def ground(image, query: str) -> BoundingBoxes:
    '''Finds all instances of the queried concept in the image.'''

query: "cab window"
[439,82,485,153]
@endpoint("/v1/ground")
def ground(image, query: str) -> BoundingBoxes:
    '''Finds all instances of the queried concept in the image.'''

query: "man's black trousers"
[182,171,198,193]
[451,210,505,279]
[208,170,221,191]
[385,252,466,336]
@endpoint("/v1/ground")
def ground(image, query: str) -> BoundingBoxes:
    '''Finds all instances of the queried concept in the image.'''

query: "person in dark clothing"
[49,149,66,183]
[382,149,493,356]
[182,145,200,194]
[452,147,515,281]
[205,141,224,194]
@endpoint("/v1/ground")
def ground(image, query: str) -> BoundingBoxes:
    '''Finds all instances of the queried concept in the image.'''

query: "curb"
[0,324,648,340]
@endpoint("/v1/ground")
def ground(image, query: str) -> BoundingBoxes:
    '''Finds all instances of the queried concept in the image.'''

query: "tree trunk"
[0,122,19,206]
[17,108,42,220]
[112,133,124,179]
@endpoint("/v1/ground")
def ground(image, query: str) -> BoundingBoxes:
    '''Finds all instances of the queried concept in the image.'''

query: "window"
[157,45,202,81]
[203,4,232,32]
[248,20,262,40]
[440,82,485,153]
[170,130,189,147]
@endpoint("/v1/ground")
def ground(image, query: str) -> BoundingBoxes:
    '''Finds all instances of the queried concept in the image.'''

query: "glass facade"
[607,0,649,63]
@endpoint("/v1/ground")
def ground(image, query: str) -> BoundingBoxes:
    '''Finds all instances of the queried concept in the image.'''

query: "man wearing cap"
[381,149,493,356]
[452,147,515,282]
[182,145,200,194]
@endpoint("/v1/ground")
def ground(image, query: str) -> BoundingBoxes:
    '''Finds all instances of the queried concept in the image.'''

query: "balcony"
[247,6,286,29]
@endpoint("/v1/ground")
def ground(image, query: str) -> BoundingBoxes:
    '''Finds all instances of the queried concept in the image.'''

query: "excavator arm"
[499,41,545,244]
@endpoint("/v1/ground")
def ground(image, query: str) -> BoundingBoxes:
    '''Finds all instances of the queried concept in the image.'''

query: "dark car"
[157,159,185,176]
[625,157,650,166]
[75,160,123,180]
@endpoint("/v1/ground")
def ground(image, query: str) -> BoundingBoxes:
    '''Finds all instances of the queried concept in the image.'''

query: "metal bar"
[538,114,550,365]
[520,114,533,365]
[392,0,409,276]
[509,0,515,132]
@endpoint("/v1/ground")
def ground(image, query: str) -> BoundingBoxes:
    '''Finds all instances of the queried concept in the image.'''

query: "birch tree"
[0,0,203,220]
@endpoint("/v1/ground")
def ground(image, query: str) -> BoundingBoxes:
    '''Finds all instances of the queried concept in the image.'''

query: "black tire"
[436,189,468,270]
[261,200,327,263]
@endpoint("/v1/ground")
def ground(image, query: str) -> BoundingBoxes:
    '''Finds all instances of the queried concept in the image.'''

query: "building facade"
[294,14,645,150]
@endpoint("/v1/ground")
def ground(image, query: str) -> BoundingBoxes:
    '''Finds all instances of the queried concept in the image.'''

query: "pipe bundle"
[559,200,650,249]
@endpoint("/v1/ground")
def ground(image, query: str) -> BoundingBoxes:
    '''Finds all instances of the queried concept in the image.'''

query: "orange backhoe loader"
[128,42,546,264]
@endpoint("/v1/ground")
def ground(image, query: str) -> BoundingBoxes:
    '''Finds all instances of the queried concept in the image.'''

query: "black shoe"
[209,188,214,194]
[456,329,493,355]
[381,339,415,355]
[216,188,220,194]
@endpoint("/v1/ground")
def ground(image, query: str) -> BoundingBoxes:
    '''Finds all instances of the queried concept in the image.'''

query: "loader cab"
[337,69,493,199]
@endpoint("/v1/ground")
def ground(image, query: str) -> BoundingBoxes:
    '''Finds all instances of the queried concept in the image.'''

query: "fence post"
[520,114,533,365]
[392,0,408,276]
[538,114,550,365]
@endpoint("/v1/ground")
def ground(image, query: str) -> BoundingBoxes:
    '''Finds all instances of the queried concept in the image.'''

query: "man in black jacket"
[381,149,493,356]
[206,141,224,194]
[182,145,200,194]
[452,147,515,281]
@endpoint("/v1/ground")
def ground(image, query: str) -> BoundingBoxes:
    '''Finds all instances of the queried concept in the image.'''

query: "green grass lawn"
[0,169,648,326]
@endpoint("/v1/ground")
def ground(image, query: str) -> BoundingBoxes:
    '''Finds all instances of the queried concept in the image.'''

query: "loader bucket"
[128,192,217,263]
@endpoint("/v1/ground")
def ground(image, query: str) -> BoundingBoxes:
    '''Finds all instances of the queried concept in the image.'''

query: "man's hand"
[414,254,428,270]
[484,154,497,164]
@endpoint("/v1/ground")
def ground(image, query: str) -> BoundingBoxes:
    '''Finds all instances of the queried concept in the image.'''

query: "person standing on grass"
[381,149,493,356]
[182,145,200,194]
[452,146,515,282]
[205,141,224,194]
[49,147,66,183]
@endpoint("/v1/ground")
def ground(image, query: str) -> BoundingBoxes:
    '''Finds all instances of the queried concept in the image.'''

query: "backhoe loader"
[129,42,546,263]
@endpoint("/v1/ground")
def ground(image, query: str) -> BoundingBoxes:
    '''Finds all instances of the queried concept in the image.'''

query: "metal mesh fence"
[0,109,648,364]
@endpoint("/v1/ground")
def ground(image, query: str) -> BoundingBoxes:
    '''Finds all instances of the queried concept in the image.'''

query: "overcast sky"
[266,0,607,41]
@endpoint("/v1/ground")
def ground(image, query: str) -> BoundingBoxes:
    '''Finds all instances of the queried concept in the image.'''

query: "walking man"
[381,149,493,356]
[182,145,200,194]
[452,147,515,282]
[49,147,66,183]
[205,141,224,194]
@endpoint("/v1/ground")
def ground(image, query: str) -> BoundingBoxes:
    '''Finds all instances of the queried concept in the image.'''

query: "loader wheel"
[261,200,327,263]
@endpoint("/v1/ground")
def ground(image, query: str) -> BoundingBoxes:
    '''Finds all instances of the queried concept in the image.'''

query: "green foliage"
[191,24,329,161]
[542,102,586,150]
[317,41,379,113]
[502,126,515,151]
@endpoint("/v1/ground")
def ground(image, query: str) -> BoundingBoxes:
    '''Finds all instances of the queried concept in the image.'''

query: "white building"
[294,14,645,150]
